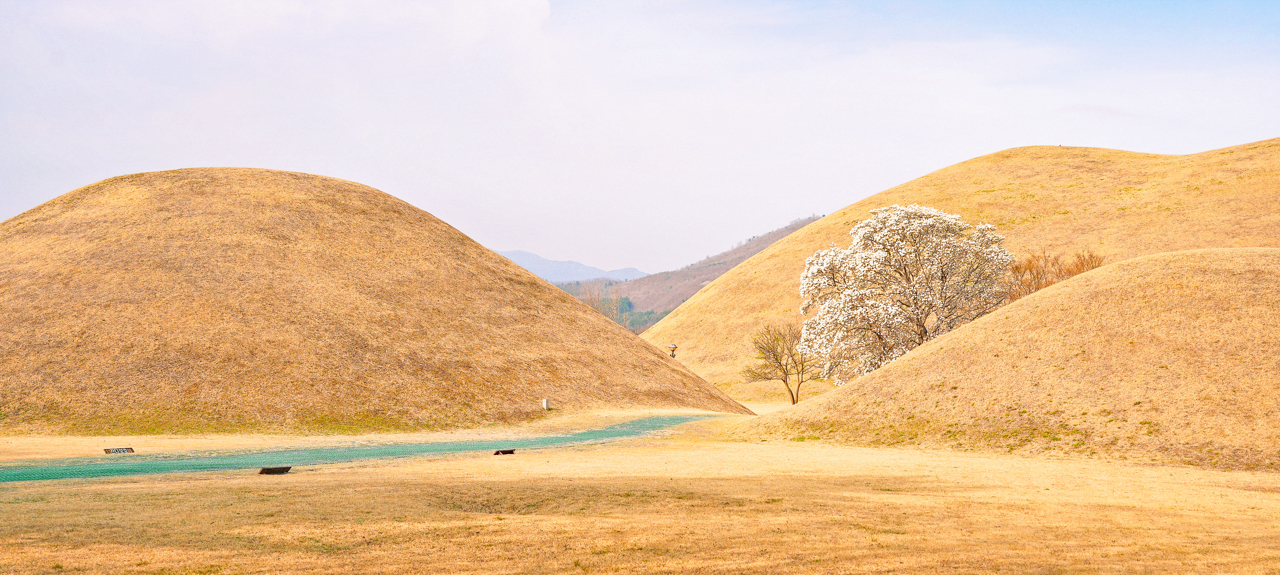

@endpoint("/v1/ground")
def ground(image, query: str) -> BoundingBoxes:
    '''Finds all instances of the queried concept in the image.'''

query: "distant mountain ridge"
[499,250,648,283]
[612,215,821,314]
[555,215,822,332]
[564,216,821,313]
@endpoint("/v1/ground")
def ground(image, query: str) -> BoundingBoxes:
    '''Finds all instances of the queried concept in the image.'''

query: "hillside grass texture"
[641,138,1280,385]
[0,169,749,435]
[741,249,1280,470]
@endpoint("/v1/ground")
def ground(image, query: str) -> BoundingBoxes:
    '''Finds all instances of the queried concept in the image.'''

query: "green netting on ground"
[0,415,710,483]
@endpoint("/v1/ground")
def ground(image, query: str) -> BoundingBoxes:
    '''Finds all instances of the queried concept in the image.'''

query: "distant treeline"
[556,282,668,333]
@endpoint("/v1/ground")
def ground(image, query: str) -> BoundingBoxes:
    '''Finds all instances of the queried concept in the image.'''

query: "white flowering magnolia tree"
[799,204,1011,383]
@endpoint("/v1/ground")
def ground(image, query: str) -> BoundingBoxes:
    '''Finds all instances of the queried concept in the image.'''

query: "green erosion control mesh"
[0,415,711,483]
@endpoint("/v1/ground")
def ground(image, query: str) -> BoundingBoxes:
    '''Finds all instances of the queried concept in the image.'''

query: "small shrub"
[1006,248,1106,301]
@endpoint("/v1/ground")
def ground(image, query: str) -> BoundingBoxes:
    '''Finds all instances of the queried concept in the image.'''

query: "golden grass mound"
[0,168,748,434]
[744,248,1280,470]
[642,138,1280,384]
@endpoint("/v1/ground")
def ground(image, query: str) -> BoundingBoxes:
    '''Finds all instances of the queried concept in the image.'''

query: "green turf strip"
[0,415,710,483]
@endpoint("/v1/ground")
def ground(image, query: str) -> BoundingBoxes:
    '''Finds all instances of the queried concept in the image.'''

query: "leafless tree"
[741,323,818,405]
[576,282,628,324]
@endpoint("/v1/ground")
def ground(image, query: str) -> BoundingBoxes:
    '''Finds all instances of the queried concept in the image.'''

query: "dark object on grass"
[103,447,135,454]
[258,467,291,475]
[494,449,515,455]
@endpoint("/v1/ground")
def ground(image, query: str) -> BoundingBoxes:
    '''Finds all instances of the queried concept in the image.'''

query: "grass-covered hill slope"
[0,169,749,434]
[742,249,1280,470]
[642,139,1280,384]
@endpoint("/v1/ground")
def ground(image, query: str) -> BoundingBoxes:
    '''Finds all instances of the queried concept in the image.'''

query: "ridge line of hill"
[640,137,1280,388]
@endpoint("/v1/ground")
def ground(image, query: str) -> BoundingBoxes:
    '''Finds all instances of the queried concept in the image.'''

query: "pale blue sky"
[2,1,1277,271]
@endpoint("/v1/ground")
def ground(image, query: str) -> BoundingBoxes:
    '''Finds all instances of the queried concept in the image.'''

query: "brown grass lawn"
[4,416,1280,574]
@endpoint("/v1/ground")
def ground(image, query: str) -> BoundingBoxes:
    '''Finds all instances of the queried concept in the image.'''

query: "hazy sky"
[2,1,1278,272]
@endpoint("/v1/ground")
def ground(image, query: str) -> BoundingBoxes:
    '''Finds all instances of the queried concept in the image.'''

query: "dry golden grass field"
[0,169,748,435]
[3,415,1280,574]
[743,249,1280,470]
[3,153,1277,573]
[642,138,1280,386]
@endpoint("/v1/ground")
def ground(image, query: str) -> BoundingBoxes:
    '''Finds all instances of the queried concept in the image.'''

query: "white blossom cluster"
[798,204,1012,384]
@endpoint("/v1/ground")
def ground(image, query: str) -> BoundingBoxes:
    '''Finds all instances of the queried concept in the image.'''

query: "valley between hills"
[2,139,1279,574]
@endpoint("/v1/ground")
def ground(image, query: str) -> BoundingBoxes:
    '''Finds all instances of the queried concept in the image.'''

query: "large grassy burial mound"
[745,249,1280,470]
[0,168,748,434]
[642,139,1280,384]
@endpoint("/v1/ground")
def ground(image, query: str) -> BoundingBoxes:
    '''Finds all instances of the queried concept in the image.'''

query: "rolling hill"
[641,138,1280,385]
[0,168,749,434]
[741,249,1280,470]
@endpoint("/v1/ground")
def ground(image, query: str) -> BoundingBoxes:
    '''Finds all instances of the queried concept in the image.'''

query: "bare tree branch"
[741,323,818,404]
